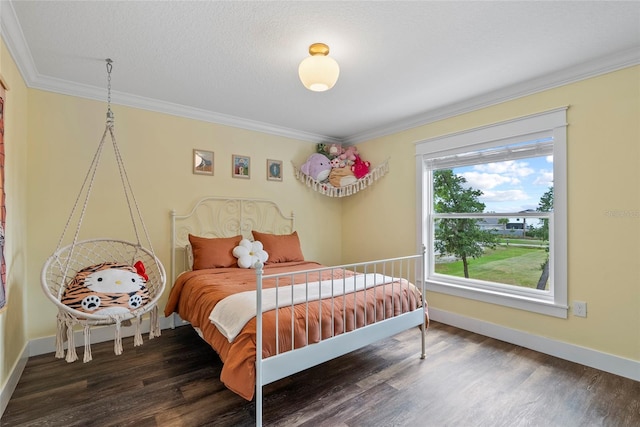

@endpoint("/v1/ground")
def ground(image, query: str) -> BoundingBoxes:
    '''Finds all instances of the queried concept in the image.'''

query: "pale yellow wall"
[1,35,637,389]
[25,91,342,340]
[343,66,640,361]
[0,39,29,391]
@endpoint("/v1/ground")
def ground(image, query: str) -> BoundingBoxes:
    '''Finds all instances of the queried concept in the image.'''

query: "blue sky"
[454,155,553,214]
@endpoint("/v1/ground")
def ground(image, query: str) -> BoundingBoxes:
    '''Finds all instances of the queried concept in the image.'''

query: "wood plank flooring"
[2,321,639,426]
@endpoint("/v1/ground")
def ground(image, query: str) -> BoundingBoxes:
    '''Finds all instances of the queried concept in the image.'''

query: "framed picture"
[232,154,251,179]
[266,159,283,181]
[193,149,214,175]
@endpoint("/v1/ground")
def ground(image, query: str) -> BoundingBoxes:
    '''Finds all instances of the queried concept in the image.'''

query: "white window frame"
[415,107,568,318]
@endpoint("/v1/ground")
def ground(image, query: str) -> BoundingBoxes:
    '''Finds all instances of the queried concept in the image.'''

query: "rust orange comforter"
[164,261,425,400]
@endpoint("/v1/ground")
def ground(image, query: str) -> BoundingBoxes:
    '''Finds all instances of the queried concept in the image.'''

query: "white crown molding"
[344,47,640,144]
[2,1,638,146]
[0,0,38,83]
[0,1,337,145]
[31,73,340,144]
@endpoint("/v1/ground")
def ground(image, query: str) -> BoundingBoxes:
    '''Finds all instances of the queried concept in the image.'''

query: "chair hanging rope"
[56,61,153,279]
[41,59,166,362]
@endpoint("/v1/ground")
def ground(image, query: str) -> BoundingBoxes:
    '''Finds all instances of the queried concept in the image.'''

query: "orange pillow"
[251,231,304,264]
[188,234,242,269]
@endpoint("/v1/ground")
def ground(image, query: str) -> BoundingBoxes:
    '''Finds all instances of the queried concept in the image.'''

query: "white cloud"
[461,171,514,190]
[474,160,534,178]
[480,189,530,202]
[453,156,553,213]
[534,170,553,186]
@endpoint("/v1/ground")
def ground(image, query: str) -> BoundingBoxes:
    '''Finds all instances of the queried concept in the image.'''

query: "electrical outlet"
[573,301,587,317]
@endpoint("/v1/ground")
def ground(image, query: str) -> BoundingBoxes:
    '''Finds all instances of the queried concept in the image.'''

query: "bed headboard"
[170,197,295,282]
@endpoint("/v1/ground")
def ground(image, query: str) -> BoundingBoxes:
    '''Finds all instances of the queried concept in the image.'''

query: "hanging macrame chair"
[41,59,166,363]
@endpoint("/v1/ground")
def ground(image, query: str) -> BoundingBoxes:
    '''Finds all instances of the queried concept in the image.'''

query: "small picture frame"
[232,154,251,179]
[193,149,214,175]
[266,159,283,181]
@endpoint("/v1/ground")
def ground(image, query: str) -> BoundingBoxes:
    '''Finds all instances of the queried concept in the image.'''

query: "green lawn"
[435,246,548,288]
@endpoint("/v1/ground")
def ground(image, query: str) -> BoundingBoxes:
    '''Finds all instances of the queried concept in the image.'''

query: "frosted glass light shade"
[298,44,340,92]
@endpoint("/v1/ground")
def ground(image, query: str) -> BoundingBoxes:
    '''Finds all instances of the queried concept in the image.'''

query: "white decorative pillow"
[232,239,269,268]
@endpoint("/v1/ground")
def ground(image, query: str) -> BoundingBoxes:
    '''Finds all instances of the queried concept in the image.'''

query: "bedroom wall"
[342,66,640,363]
[24,90,342,340]
[1,36,636,402]
[0,38,29,406]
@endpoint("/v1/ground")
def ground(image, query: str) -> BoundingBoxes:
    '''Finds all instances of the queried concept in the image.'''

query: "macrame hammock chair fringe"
[292,158,390,197]
[41,60,166,363]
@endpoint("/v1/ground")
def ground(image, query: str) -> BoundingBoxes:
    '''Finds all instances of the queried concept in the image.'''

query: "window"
[416,108,567,317]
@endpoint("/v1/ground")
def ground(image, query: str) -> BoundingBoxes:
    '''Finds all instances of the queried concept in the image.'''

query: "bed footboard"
[254,251,426,426]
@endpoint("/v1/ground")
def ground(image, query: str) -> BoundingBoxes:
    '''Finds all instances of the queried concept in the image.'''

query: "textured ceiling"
[3,1,640,143]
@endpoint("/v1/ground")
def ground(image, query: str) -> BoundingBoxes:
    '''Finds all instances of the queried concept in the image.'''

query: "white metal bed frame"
[170,197,426,426]
[170,197,296,281]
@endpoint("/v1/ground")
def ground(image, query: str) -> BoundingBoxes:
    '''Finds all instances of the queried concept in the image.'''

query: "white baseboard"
[0,343,28,420]
[0,313,188,419]
[27,314,183,357]
[429,307,640,382]
[5,310,637,419]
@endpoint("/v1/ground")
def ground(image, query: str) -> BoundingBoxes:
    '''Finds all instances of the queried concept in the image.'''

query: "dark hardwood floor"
[2,321,639,426]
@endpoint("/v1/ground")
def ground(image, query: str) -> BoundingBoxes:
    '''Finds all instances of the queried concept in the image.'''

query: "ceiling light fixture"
[298,43,340,92]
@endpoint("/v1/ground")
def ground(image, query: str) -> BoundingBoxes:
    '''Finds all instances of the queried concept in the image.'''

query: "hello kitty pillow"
[61,262,150,316]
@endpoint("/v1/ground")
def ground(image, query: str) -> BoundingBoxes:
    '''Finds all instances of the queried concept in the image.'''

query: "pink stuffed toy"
[339,146,359,164]
[328,144,342,158]
[351,155,371,179]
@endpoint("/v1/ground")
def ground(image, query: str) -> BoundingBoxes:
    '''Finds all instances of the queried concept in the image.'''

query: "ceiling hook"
[105,58,114,125]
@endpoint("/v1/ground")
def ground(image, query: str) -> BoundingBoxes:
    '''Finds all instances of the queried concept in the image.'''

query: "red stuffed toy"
[351,155,371,179]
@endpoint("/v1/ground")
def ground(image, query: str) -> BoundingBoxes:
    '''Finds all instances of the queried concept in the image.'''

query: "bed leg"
[420,244,427,360]
[420,319,426,359]
[256,387,262,426]
[256,262,264,427]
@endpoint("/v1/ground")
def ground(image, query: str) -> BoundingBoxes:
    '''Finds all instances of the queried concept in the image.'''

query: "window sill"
[425,279,568,318]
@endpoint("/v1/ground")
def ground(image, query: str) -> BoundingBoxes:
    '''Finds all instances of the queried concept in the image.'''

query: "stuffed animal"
[329,167,357,187]
[351,155,371,179]
[330,158,342,168]
[317,143,342,159]
[328,144,342,158]
[339,146,359,164]
[233,239,268,268]
[61,262,150,315]
[301,153,332,182]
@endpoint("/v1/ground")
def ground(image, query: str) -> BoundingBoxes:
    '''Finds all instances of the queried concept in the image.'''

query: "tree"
[537,186,553,234]
[433,170,499,278]
[536,186,553,290]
